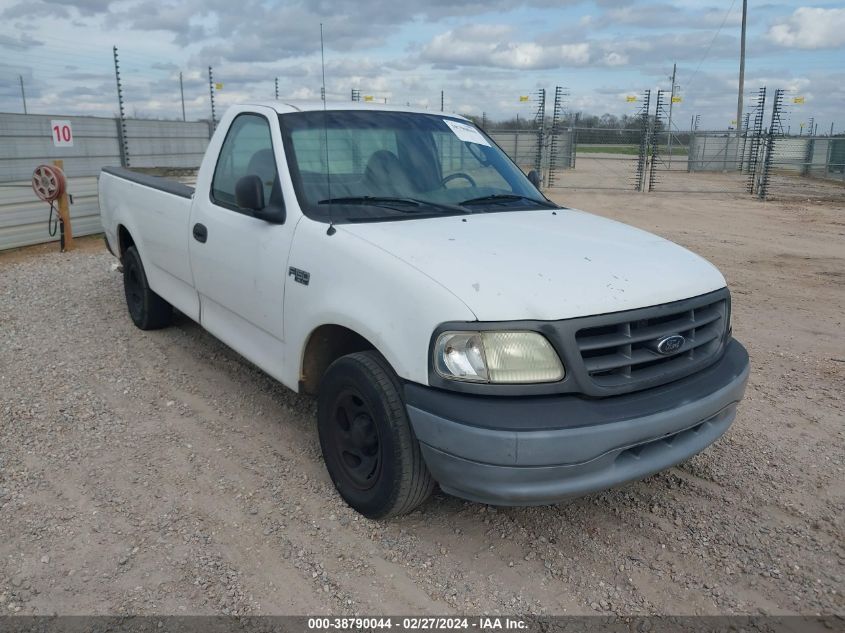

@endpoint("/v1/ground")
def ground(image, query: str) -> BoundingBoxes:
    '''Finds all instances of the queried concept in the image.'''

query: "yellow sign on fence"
[626,95,637,102]
[671,96,682,103]
[793,96,805,104]
[363,95,374,102]
[214,83,223,90]
[519,95,530,102]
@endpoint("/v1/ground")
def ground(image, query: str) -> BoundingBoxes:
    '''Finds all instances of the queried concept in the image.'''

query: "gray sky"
[1,1,843,131]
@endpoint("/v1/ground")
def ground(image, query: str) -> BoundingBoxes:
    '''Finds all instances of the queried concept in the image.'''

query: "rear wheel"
[122,245,172,330]
[317,351,434,519]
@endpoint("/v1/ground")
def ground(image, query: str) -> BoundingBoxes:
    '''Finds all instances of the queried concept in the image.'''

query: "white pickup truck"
[99,102,749,518]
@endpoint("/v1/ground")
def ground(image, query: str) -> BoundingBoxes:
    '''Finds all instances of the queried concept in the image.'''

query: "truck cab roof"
[239,100,470,120]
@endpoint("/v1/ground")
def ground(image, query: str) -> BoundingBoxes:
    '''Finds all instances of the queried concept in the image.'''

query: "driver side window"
[211,114,278,210]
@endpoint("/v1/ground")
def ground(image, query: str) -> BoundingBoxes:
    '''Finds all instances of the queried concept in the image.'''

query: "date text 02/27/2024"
[307,617,528,630]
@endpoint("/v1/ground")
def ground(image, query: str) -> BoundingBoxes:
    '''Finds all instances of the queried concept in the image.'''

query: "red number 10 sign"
[50,120,74,147]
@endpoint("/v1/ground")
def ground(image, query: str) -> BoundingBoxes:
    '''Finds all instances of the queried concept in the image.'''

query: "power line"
[685,0,738,93]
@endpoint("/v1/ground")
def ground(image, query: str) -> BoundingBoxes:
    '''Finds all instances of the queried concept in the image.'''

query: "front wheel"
[317,351,434,519]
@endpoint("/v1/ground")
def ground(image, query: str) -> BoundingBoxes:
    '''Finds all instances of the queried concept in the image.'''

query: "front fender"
[282,219,477,387]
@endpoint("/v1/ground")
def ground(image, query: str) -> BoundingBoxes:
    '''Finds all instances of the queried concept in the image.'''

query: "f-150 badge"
[288,267,310,286]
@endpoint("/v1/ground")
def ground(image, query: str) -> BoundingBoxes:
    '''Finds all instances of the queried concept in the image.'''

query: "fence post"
[208,66,217,130]
[634,89,651,192]
[758,88,784,200]
[689,134,697,173]
[648,90,664,192]
[533,89,546,184]
[115,118,128,168]
[802,137,814,177]
[113,46,130,167]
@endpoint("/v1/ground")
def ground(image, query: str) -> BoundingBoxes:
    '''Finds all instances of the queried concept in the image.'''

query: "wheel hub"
[126,265,143,315]
[333,391,381,490]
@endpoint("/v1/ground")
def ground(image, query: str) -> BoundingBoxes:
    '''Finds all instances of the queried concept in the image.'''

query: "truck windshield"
[278,110,555,222]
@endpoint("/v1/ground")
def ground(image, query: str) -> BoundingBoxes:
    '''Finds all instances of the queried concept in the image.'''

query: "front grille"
[574,292,728,391]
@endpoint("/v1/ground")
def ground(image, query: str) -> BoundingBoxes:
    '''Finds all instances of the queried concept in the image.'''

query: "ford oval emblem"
[656,334,685,355]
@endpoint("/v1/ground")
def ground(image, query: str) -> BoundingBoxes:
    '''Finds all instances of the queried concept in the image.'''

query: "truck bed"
[99,165,199,320]
[101,166,195,199]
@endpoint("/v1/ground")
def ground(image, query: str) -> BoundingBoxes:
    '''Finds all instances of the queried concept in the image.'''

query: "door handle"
[192,223,208,243]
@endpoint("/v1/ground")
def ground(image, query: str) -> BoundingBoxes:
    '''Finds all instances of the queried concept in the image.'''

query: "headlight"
[434,331,564,384]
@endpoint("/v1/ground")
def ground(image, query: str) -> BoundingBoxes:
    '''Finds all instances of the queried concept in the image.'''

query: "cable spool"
[32,163,73,251]
[32,164,67,203]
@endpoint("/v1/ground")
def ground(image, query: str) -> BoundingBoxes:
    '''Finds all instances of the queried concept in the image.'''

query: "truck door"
[188,111,294,381]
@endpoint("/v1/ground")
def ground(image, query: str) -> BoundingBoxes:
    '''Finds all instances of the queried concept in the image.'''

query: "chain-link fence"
[546,127,644,191]
[488,130,542,174]
[646,130,750,195]
[2,92,843,251]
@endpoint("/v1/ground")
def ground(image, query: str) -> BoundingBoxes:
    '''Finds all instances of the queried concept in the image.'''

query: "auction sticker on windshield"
[444,119,490,147]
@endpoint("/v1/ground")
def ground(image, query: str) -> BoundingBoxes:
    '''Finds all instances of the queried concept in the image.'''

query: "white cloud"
[421,26,603,69]
[767,7,845,50]
[419,25,736,71]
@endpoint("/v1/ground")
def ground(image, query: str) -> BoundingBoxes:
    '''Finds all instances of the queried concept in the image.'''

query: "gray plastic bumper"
[405,340,749,505]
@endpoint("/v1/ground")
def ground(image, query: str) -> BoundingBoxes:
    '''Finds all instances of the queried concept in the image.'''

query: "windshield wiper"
[319,196,420,206]
[318,196,469,214]
[458,194,558,208]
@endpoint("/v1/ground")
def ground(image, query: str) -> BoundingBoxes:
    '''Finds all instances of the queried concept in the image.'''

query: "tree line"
[467,112,650,131]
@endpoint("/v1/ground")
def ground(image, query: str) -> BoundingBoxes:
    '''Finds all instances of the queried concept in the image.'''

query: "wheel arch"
[299,324,385,395]
[116,224,135,257]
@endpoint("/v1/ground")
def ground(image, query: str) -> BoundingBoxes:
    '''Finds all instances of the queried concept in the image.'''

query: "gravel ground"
[0,190,842,617]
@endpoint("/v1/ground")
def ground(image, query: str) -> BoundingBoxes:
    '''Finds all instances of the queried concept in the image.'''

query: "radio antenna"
[320,23,336,236]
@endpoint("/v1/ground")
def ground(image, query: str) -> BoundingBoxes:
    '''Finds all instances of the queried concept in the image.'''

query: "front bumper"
[404,339,750,505]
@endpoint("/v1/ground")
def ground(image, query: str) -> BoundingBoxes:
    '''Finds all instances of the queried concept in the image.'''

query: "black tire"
[318,351,434,519]
[122,245,172,330]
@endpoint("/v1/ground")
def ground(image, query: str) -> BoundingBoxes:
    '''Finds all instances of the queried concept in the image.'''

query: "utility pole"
[18,75,27,114]
[275,77,279,100]
[179,71,186,121]
[667,63,677,166]
[440,90,444,112]
[736,0,748,136]
[208,66,216,129]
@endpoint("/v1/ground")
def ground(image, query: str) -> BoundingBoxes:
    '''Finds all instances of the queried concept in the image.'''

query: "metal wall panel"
[124,119,211,168]
[0,177,102,250]
[0,113,214,250]
[0,113,122,182]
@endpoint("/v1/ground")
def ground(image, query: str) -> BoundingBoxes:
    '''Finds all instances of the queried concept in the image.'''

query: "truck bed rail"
[101,166,194,199]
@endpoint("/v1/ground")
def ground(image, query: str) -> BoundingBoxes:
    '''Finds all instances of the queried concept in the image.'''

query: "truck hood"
[340,209,726,321]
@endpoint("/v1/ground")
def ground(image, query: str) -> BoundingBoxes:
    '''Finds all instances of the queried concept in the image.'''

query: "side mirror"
[253,205,286,224]
[235,175,265,211]
[527,170,542,188]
